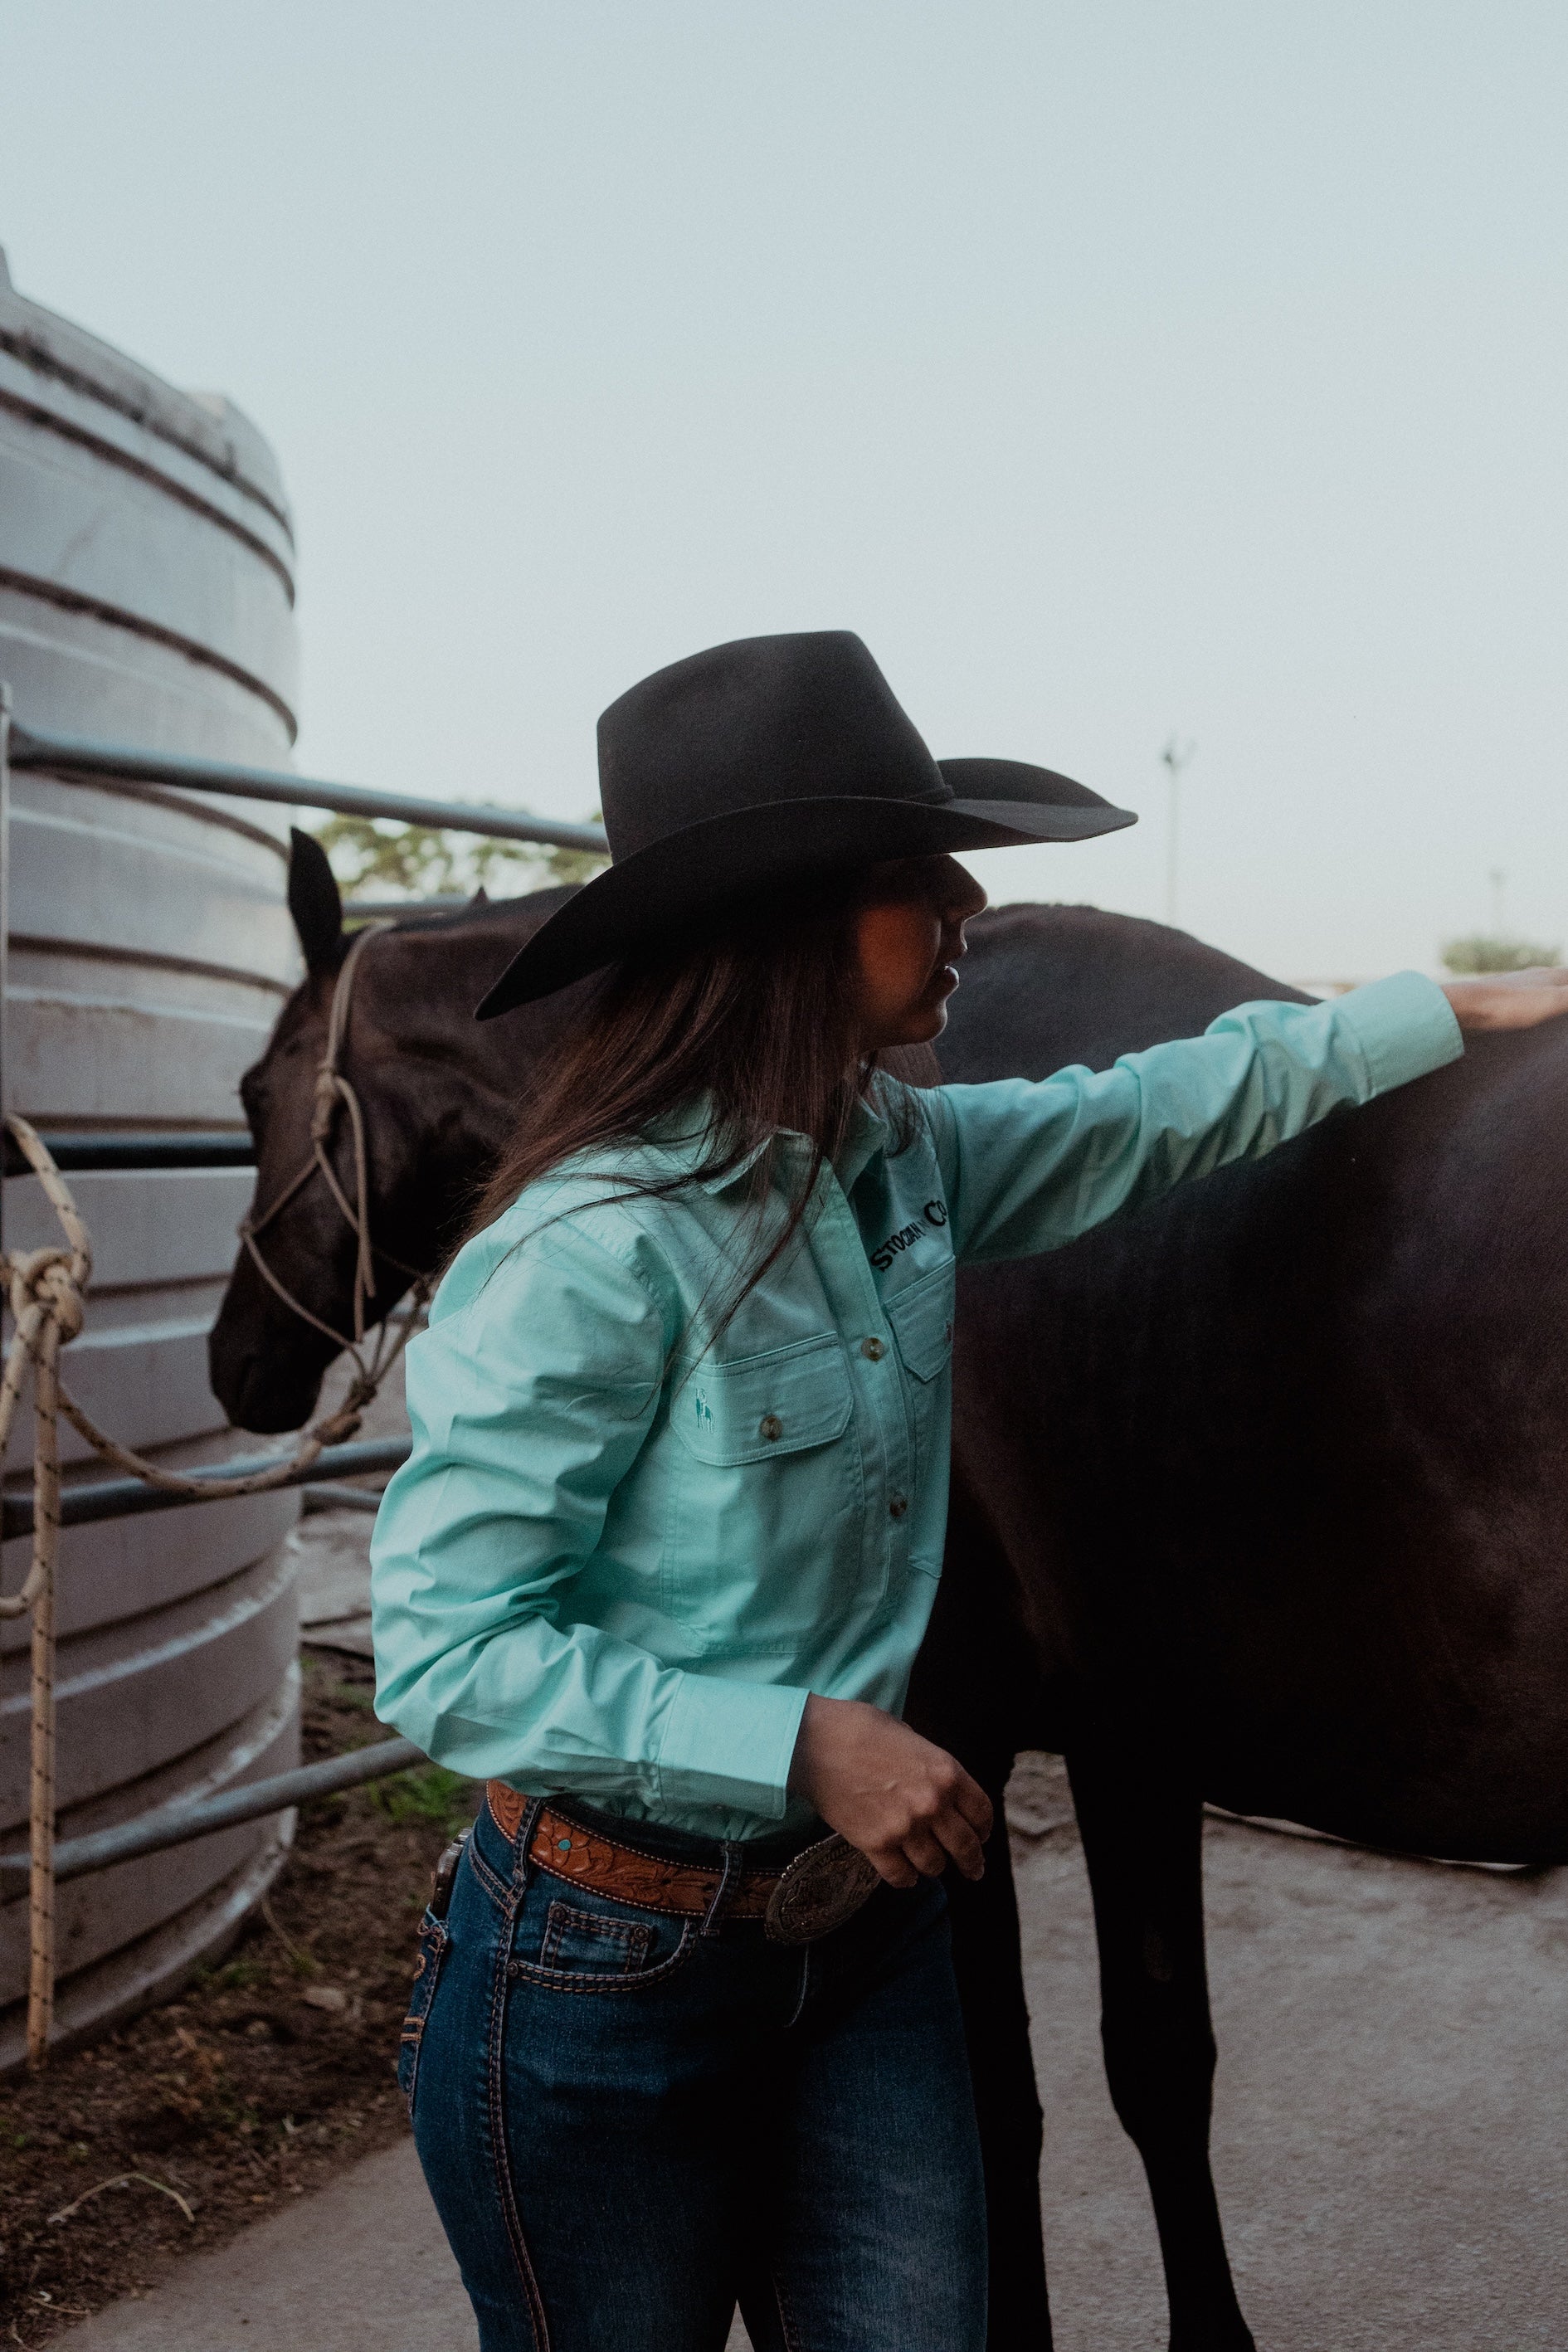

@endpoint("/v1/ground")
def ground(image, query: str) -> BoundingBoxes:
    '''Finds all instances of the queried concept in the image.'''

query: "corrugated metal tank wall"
[0,250,304,2065]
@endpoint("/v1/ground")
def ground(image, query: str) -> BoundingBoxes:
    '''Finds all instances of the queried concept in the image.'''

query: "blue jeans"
[400,1794,987,2350]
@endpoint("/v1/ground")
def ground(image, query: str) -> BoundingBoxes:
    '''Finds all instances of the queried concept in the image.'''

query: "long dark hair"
[466,879,918,1332]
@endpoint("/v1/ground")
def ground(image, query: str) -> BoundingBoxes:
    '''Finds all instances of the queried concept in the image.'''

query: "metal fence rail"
[2,1436,411,1540]
[0,1738,426,1895]
[2,1132,256,1176]
[7,716,610,854]
[0,694,538,2030]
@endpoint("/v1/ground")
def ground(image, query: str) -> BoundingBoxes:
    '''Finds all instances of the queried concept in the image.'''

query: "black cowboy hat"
[476,631,1136,1015]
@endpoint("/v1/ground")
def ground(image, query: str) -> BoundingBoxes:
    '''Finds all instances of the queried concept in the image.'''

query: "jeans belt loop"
[700,1841,743,1938]
[511,1795,548,1894]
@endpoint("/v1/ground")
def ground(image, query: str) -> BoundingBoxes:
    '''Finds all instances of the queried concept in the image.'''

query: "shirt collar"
[832,1094,892,1196]
[641,1094,891,1199]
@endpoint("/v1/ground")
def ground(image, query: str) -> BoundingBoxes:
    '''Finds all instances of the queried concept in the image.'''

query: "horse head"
[208,833,579,1432]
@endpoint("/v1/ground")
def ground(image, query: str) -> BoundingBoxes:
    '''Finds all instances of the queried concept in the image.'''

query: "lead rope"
[0,1181,84,2067]
[0,933,432,2066]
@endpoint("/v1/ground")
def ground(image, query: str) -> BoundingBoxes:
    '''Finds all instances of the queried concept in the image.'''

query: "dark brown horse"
[211,838,1568,2350]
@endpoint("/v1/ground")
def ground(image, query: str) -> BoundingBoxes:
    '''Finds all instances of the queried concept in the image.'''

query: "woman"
[372,631,1567,2352]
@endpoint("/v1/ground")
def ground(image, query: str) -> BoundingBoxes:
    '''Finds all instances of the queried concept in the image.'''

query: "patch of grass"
[212,1960,266,1994]
[366,1763,475,1836]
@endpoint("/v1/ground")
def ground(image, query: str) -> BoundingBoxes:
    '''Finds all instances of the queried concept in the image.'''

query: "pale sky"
[3,2,1565,981]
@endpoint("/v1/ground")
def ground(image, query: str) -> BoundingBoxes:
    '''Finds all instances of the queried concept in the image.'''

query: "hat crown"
[597,631,950,862]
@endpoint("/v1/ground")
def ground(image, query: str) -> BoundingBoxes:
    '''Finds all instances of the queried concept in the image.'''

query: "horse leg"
[1065,1746,1255,2352]
[908,1472,1058,2349]
[946,1773,1054,2352]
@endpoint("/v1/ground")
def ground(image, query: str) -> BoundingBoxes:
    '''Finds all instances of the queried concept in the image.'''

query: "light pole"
[1161,736,1196,928]
[1488,867,1506,939]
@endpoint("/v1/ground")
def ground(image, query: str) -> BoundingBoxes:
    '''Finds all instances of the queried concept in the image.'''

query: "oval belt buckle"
[764,1833,882,1945]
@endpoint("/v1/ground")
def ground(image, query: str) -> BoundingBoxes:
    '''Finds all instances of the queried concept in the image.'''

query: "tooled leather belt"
[485,1781,881,1944]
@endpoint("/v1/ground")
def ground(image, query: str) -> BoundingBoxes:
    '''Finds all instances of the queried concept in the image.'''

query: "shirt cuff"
[1330,971,1464,1098]
[655,1672,811,1819]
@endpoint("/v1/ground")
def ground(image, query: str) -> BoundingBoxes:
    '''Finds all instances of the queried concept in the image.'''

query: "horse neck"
[358,913,587,1213]
[942,905,1306,1079]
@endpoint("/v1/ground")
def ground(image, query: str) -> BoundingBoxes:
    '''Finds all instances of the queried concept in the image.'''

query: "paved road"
[54,2139,477,2352]
[60,1772,1568,2350]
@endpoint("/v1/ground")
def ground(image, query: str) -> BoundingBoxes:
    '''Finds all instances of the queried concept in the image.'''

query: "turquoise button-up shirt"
[371,972,1462,1842]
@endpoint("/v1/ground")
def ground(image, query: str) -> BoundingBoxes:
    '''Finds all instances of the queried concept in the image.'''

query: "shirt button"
[860,1336,887,1361]
[758,1414,783,1442]
[889,1494,909,1520]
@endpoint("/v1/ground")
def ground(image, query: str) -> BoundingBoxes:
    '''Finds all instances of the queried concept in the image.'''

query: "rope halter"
[237,922,435,1428]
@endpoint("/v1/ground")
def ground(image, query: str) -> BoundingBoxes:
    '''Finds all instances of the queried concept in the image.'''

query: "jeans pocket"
[511,1879,698,1993]
[397,1910,451,2121]
[539,1897,655,1975]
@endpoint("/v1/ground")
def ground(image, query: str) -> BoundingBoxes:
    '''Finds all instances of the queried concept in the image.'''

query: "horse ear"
[288,829,344,974]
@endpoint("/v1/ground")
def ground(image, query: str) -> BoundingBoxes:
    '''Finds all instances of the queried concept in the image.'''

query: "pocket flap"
[884,1267,956,1384]
[674,1334,854,1465]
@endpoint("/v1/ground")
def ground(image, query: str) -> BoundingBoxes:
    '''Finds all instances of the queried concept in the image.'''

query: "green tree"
[310,810,606,902]
[1440,933,1561,975]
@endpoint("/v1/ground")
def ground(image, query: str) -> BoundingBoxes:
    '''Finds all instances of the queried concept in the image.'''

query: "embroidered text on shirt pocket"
[672,1333,855,1465]
[539,1898,655,1975]
[884,1264,956,1383]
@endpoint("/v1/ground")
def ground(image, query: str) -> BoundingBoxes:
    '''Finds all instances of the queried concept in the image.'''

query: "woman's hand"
[1442,969,1568,1032]
[788,1693,993,1887]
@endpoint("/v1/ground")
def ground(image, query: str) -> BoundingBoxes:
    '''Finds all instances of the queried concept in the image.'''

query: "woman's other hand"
[1442,969,1568,1032]
[788,1694,993,1887]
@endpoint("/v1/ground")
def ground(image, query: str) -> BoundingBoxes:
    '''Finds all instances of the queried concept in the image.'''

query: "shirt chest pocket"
[665,1334,861,1648]
[883,1265,954,1550]
[884,1264,955,1385]
[674,1334,854,1465]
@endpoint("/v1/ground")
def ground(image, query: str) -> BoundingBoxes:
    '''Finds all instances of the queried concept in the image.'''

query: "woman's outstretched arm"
[928,968,1470,1264]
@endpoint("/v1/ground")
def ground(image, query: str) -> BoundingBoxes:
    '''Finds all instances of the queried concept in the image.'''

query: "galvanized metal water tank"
[0,249,302,2064]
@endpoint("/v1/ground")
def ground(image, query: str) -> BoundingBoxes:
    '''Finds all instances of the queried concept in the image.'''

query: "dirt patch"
[0,1654,479,2346]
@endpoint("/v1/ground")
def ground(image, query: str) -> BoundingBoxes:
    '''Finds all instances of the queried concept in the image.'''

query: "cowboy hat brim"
[475,758,1135,1016]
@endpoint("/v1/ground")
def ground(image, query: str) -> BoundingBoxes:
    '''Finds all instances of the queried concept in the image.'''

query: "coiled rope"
[0,927,431,2067]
